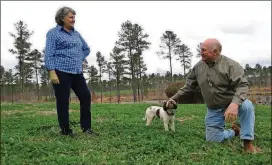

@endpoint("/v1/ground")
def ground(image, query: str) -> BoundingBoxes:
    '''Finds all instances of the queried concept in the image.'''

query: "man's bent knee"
[240,99,254,113]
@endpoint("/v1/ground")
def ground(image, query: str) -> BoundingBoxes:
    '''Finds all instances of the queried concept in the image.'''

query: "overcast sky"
[1,1,271,76]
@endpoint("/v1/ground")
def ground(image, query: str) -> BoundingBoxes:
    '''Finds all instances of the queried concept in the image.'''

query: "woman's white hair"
[55,7,76,26]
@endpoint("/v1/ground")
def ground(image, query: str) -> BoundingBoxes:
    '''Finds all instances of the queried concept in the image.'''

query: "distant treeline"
[1,20,270,103]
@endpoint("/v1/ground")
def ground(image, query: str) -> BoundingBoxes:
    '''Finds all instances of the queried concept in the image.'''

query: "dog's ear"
[163,102,167,111]
[173,104,177,109]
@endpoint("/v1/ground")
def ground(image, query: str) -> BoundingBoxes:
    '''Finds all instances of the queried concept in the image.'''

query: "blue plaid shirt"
[45,25,90,74]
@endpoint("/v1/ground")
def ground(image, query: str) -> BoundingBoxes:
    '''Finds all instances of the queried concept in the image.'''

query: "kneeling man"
[170,38,257,153]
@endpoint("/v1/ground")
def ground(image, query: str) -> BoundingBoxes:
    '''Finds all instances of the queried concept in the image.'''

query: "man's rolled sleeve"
[171,67,198,102]
[229,63,250,106]
[45,31,56,70]
[231,96,243,106]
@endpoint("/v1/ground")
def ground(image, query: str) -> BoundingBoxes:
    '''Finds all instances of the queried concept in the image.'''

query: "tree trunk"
[183,60,186,76]
[109,82,112,104]
[169,47,172,82]
[35,68,40,100]
[20,59,24,100]
[11,84,14,103]
[116,79,120,103]
[130,50,137,103]
[153,83,156,96]
[137,73,140,102]
[138,52,143,102]
[100,76,102,103]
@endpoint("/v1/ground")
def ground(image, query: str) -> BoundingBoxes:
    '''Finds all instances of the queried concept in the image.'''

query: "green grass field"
[1,103,271,165]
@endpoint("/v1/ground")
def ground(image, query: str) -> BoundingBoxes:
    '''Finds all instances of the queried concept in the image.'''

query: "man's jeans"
[205,99,255,142]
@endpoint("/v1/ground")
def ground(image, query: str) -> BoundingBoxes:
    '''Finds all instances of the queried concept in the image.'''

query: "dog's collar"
[165,110,174,116]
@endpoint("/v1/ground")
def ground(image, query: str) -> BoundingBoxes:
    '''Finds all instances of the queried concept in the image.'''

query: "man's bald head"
[200,38,222,63]
[202,38,222,54]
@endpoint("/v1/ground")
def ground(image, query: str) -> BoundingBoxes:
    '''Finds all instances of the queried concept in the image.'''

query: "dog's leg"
[146,116,153,126]
[142,115,147,121]
[169,119,175,132]
[163,119,169,131]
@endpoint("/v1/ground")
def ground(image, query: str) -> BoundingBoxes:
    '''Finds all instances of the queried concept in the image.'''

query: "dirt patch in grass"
[176,115,197,123]
[36,109,77,116]
[36,111,57,116]
[95,117,109,123]
[2,109,78,116]
[26,137,49,142]
[1,110,33,116]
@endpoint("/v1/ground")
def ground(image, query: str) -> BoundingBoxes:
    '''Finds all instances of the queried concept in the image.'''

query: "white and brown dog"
[143,99,177,132]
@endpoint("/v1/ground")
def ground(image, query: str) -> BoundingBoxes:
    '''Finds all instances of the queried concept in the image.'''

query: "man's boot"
[244,139,256,153]
[231,123,240,136]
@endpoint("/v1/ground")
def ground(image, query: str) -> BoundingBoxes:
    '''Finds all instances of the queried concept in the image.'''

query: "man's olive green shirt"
[171,55,250,109]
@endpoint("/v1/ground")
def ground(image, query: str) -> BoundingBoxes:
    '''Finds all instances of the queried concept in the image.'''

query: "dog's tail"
[142,115,147,121]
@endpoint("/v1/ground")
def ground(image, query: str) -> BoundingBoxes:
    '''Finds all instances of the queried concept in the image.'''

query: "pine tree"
[96,51,107,103]
[9,20,33,93]
[157,31,181,82]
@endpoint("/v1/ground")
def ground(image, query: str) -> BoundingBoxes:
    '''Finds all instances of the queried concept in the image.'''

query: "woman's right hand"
[49,70,60,84]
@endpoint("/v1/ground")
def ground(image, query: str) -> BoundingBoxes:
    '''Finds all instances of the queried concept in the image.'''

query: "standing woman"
[45,7,97,136]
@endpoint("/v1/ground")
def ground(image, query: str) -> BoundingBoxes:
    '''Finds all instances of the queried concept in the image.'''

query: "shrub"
[165,82,204,104]
[165,82,185,98]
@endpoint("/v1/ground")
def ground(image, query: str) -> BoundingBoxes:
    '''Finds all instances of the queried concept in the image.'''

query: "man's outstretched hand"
[224,103,239,123]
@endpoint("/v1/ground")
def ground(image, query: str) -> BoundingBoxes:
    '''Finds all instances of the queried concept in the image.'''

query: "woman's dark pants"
[52,70,91,133]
